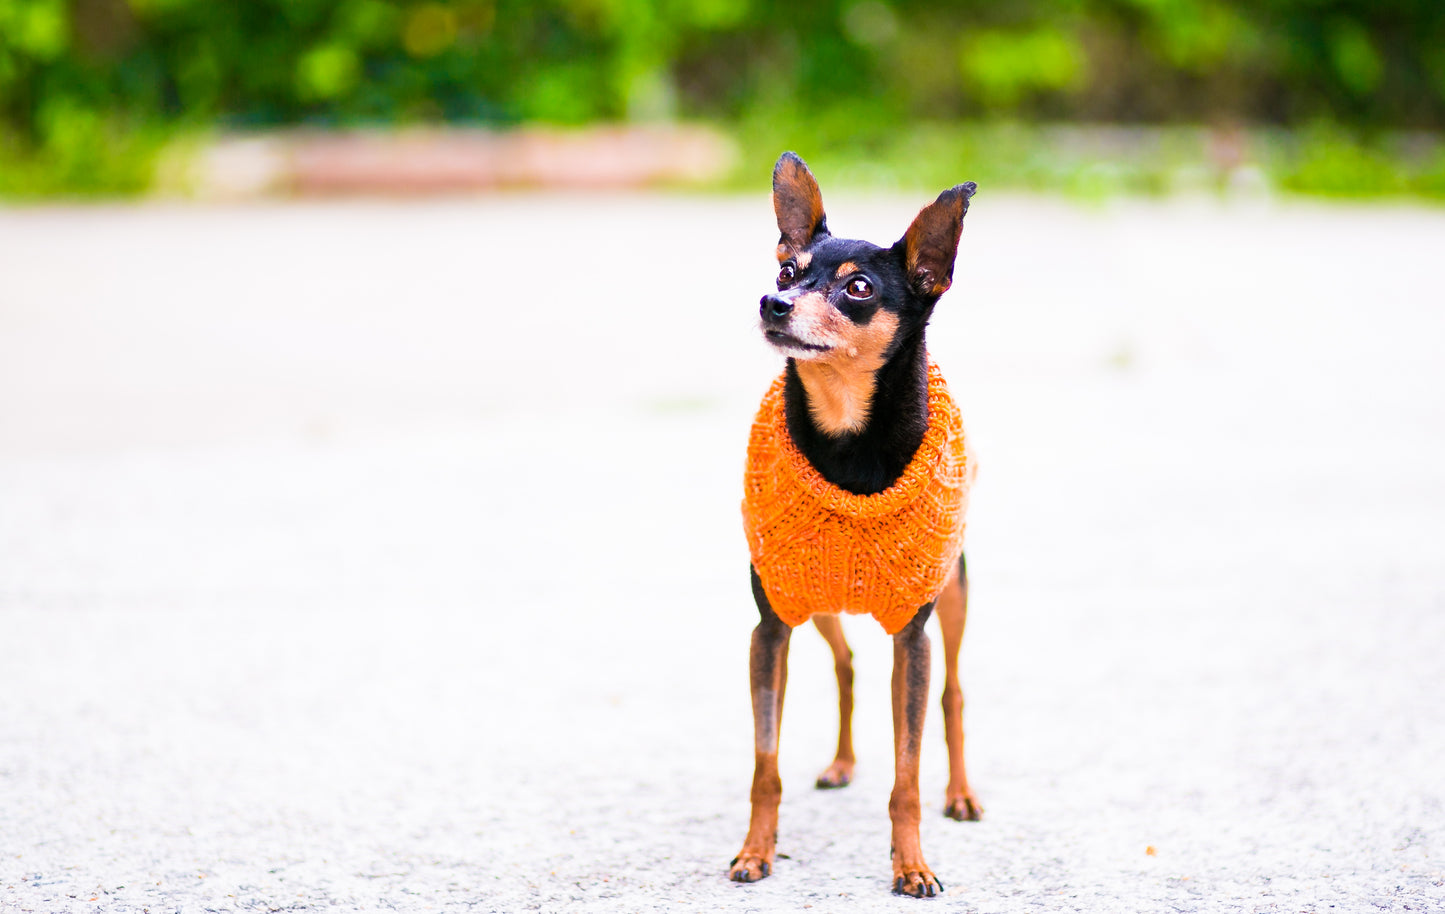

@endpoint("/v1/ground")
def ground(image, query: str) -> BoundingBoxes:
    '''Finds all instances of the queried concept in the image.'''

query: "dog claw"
[944,794,984,821]
[815,759,854,789]
[893,867,943,898]
[728,852,773,884]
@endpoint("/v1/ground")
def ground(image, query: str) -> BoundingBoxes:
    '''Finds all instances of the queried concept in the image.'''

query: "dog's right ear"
[773,152,828,258]
[897,182,976,299]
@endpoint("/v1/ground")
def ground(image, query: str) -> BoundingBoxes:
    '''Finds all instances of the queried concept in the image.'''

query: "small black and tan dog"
[730,152,981,897]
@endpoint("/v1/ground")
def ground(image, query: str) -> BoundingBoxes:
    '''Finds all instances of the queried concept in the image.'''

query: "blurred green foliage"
[728,120,1445,201]
[3,0,1445,196]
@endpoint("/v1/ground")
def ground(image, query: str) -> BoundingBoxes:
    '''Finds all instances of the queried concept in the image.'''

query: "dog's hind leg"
[812,614,856,789]
[937,552,983,821]
[729,566,793,884]
[889,603,943,896]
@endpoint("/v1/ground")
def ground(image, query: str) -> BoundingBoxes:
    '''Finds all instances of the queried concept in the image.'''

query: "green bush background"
[3,0,1445,196]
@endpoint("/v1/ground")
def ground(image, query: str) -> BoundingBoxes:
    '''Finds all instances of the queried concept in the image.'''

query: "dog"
[730,152,980,897]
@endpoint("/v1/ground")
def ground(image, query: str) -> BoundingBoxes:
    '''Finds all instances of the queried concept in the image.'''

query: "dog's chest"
[741,364,974,634]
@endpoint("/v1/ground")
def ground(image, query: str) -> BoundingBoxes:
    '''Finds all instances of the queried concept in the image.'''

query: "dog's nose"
[760,294,793,321]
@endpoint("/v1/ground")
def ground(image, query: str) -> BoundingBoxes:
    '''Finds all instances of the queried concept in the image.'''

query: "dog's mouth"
[764,329,831,353]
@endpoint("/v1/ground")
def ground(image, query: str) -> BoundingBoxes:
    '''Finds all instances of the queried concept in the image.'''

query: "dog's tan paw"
[944,791,983,821]
[891,863,943,898]
[815,759,854,789]
[728,851,773,883]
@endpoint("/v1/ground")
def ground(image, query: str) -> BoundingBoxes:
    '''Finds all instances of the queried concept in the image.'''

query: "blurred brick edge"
[156,126,739,198]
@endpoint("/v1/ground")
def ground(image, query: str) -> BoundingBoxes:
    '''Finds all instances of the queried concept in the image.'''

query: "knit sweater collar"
[769,360,955,519]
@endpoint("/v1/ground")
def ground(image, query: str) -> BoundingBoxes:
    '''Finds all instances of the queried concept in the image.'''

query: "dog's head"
[759,152,975,366]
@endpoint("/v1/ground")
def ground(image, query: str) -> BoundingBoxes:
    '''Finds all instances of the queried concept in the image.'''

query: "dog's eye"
[777,263,797,286]
[845,277,874,299]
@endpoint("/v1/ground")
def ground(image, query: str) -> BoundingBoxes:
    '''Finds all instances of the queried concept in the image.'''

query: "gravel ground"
[1,194,1443,913]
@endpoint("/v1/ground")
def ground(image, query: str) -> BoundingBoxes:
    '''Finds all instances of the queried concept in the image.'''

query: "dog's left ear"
[897,182,976,298]
[773,151,829,256]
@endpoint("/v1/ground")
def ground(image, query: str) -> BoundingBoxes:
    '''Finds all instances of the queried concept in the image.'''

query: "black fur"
[763,153,973,496]
[769,234,947,496]
[782,331,931,495]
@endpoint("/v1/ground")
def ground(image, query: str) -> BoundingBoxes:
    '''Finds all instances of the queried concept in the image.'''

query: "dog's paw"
[943,792,983,822]
[892,864,943,898]
[728,851,773,883]
[815,759,854,789]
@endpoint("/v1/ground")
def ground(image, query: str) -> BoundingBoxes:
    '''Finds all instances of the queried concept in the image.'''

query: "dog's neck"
[783,337,930,496]
[793,357,881,437]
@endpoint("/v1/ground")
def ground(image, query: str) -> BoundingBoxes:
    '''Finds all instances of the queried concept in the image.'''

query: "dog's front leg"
[729,566,792,883]
[890,603,943,897]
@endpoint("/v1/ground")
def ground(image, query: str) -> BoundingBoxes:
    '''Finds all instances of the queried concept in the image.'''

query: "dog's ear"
[773,152,828,256]
[897,182,976,298]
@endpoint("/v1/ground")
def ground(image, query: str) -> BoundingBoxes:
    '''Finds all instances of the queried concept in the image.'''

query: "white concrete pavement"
[1,193,1443,912]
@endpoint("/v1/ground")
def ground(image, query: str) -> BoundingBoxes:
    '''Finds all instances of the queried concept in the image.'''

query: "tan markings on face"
[793,310,900,436]
[775,247,813,271]
[776,291,831,344]
[835,261,858,278]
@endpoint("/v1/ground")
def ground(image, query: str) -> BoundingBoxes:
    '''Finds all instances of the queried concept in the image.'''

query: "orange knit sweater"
[742,360,976,635]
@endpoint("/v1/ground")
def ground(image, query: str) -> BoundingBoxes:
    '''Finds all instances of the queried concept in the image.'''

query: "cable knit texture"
[742,360,975,635]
